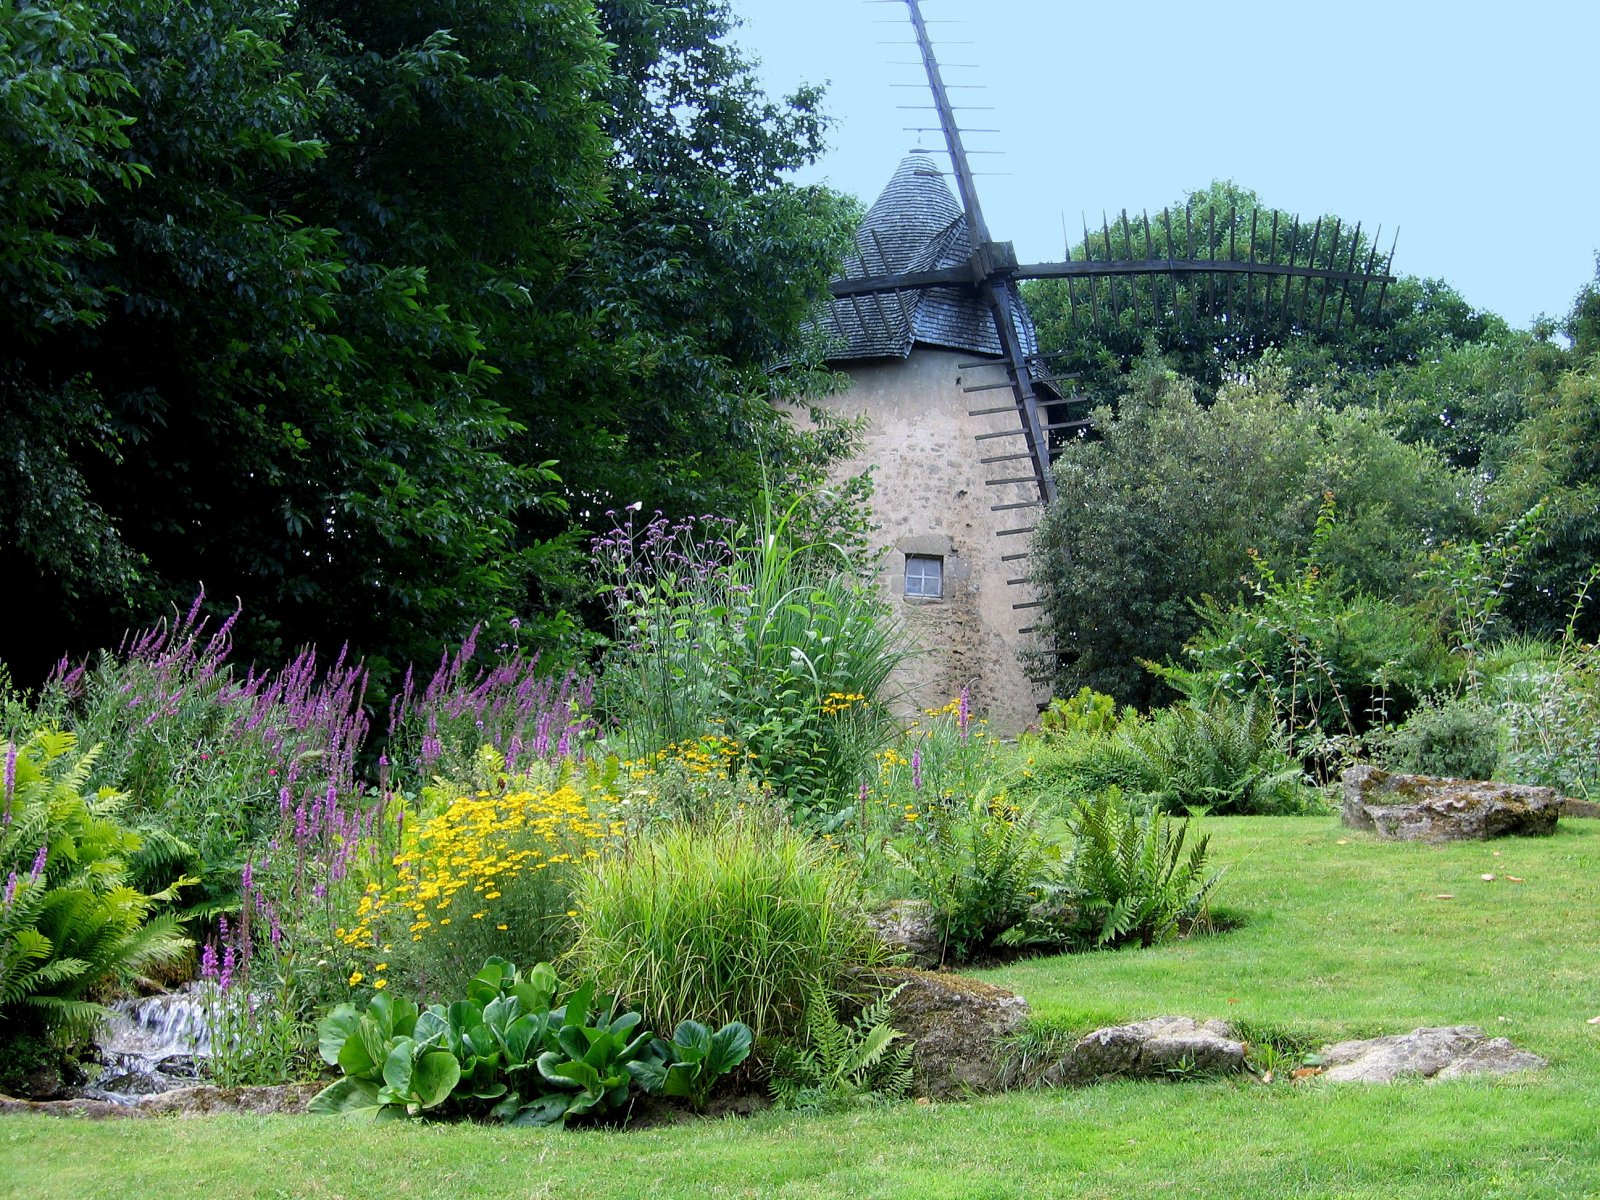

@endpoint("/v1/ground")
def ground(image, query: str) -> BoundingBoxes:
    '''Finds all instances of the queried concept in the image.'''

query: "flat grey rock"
[1342,765,1560,841]
[1321,1026,1546,1083]
[1046,1016,1247,1085]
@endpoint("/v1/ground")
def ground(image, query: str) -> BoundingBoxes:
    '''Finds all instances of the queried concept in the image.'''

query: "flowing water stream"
[83,986,213,1104]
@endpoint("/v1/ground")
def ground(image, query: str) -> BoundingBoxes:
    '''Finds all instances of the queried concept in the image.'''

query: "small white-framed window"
[905,554,943,598]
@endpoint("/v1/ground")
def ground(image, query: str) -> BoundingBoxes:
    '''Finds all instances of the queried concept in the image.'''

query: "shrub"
[1166,512,1461,764]
[1064,788,1225,948]
[1374,696,1502,780]
[1034,688,1131,739]
[570,814,880,1040]
[1123,695,1319,815]
[0,731,190,1043]
[1495,663,1600,799]
[1020,694,1316,816]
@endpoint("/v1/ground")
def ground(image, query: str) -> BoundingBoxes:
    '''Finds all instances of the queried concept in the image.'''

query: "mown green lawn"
[5,817,1598,1199]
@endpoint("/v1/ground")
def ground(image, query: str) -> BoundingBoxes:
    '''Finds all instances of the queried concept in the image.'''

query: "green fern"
[770,978,914,1110]
[1066,788,1225,948]
[1,731,192,1044]
[884,787,1061,961]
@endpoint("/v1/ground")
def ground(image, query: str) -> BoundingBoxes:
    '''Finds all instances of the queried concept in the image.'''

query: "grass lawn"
[4,817,1598,1199]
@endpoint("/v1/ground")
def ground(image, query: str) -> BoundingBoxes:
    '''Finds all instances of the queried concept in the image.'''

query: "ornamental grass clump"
[340,778,623,998]
[571,815,881,1041]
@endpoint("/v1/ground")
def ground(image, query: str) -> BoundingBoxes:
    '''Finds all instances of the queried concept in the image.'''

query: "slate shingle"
[822,155,1039,364]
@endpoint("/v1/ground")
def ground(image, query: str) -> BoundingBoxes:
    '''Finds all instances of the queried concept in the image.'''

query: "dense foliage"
[1,0,858,688]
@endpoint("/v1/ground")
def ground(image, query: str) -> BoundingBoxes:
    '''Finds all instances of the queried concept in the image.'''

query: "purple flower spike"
[29,845,47,880]
[3,872,17,908]
[3,743,15,812]
[911,747,923,792]
[200,941,218,981]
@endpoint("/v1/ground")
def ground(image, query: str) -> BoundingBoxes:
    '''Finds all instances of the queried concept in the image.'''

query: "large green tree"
[1029,357,1476,708]
[1,0,856,686]
[1023,181,1509,406]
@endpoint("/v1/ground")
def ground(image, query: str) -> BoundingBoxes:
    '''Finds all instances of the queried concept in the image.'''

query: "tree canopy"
[0,0,857,687]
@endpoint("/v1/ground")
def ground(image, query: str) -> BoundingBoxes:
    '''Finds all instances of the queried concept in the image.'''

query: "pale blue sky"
[735,0,1599,330]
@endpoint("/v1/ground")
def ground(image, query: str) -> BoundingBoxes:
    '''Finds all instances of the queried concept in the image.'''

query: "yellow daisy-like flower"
[496,924,508,931]
[348,970,364,986]
[374,962,388,971]
[372,979,388,990]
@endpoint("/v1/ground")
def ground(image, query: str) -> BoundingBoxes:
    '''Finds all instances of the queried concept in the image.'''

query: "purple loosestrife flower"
[957,687,972,739]
[3,743,15,814]
[911,747,923,792]
[241,859,253,896]
[219,944,235,992]
[3,872,17,908]
[200,941,218,981]
[29,845,47,880]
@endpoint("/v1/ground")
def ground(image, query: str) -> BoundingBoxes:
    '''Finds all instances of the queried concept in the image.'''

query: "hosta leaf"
[412,1049,461,1108]
[307,1077,386,1118]
[316,1003,362,1067]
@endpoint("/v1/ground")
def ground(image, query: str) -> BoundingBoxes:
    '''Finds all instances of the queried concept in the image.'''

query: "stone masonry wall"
[812,347,1049,733]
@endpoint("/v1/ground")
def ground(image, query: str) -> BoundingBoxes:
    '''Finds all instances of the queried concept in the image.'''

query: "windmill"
[814,0,1396,730]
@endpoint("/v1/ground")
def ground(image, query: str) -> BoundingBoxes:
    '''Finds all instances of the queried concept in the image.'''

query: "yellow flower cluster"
[821,691,867,716]
[620,733,747,782]
[338,785,622,952]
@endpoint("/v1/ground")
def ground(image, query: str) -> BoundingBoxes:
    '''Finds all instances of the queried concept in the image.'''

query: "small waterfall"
[85,985,213,1103]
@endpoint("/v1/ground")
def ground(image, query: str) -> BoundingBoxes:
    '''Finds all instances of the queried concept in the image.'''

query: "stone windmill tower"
[812,0,1397,732]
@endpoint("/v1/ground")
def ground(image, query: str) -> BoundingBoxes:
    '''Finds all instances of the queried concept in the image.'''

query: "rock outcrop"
[864,899,945,969]
[852,967,1029,1100]
[1342,765,1561,841]
[1319,1026,1546,1082]
[1043,1016,1247,1086]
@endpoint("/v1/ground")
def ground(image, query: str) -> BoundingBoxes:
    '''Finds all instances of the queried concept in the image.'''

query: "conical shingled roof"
[822,155,1039,363]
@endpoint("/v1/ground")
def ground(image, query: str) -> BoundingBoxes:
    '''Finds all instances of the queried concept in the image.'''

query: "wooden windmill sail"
[825,0,1397,618]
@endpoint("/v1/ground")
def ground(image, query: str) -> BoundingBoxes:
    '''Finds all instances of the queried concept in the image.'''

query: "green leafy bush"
[1374,696,1502,780]
[1168,528,1460,757]
[1020,694,1315,816]
[1063,788,1224,948]
[0,731,190,1043]
[594,494,907,816]
[1035,688,1130,739]
[570,814,880,1040]
[885,788,1063,962]
[769,977,913,1112]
